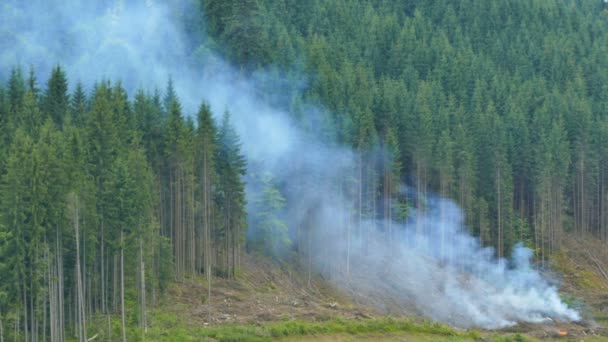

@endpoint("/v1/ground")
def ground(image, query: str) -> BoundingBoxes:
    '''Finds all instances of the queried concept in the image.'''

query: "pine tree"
[216,111,246,278]
[164,97,186,279]
[7,67,25,115]
[84,82,120,315]
[0,129,34,340]
[195,102,217,311]
[250,172,289,256]
[70,82,87,127]
[0,83,8,169]
[44,66,69,127]
[19,91,44,137]
[26,66,39,99]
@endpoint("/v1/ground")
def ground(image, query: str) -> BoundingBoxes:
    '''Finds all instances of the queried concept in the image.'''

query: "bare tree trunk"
[121,231,127,342]
[1,312,4,342]
[415,159,425,245]
[345,182,351,279]
[48,252,55,342]
[56,229,65,342]
[101,221,106,314]
[23,280,28,342]
[207,260,211,322]
[113,255,118,312]
[307,209,312,288]
[358,150,362,244]
[170,169,175,280]
[139,238,147,334]
[72,195,87,342]
[497,167,502,259]
[42,278,46,342]
[191,184,196,275]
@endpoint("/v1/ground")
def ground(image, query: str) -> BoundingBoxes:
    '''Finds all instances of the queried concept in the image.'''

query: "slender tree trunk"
[191,183,196,275]
[101,221,106,314]
[415,159,425,244]
[497,167,502,258]
[42,287,46,342]
[369,167,375,255]
[113,255,118,311]
[139,238,147,333]
[170,168,175,280]
[52,228,64,342]
[207,258,211,321]
[73,197,87,342]
[121,231,126,342]
[29,272,33,342]
[48,253,54,342]
[358,150,362,244]
[23,279,27,342]
[345,182,351,279]
[307,209,312,288]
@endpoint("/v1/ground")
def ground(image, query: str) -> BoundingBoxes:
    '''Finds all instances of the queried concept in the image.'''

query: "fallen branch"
[586,251,608,281]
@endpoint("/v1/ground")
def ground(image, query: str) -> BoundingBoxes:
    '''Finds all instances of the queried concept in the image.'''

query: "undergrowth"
[142,314,482,341]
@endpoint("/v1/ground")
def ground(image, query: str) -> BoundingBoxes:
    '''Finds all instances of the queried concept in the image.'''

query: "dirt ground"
[161,254,378,327]
[159,236,608,340]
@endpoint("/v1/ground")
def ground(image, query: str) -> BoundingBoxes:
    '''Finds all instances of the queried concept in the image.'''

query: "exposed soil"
[161,254,378,327]
[159,236,608,340]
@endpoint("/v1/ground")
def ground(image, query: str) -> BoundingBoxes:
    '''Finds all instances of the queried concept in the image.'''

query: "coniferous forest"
[2,0,608,340]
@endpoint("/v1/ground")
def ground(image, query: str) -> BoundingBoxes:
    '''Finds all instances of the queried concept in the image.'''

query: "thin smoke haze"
[0,0,580,329]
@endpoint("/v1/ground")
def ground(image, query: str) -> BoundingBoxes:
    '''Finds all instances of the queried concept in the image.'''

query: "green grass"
[77,311,544,341]
[142,314,482,341]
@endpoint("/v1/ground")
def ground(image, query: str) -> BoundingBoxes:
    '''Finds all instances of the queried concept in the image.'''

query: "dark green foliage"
[26,66,39,97]
[202,0,271,67]
[249,172,289,256]
[0,67,246,340]
[7,67,25,114]
[198,0,608,258]
[43,65,69,127]
[215,111,247,276]
[70,82,87,127]
[3,0,608,338]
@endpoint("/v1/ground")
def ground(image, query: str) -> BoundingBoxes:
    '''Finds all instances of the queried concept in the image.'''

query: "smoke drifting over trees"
[1,0,598,339]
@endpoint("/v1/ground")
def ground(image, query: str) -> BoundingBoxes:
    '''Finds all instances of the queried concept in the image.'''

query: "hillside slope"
[158,254,377,327]
[144,242,608,341]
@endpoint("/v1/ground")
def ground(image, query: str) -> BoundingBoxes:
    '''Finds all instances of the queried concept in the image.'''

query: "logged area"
[148,248,608,341]
[160,255,376,326]
[3,0,608,341]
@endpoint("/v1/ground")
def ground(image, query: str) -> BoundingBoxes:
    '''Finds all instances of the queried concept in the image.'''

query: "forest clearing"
[3,1,608,341]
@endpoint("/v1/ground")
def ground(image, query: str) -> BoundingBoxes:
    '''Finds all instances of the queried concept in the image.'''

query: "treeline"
[201,0,608,261]
[0,67,246,341]
[3,0,608,339]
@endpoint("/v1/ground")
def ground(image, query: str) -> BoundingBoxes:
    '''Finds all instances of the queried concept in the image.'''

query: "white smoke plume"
[0,0,580,329]
[330,196,580,328]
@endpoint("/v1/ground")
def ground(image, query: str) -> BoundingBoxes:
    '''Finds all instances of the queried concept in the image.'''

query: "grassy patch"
[553,252,605,291]
[142,314,481,341]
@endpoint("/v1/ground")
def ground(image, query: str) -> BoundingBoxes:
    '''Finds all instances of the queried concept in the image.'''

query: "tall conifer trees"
[0,69,247,340]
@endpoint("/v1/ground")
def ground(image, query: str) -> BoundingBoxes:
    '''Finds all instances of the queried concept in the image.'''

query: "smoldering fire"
[0,0,580,329]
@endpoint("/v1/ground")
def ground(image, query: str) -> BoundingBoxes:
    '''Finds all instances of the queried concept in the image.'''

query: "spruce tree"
[70,82,87,127]
[216,111,246,278]
[44,66,69,127]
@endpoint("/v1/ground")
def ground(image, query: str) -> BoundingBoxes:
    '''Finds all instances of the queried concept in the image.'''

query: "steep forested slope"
[202,0,608,260]
[0,68,250,340]
[2,0,608,340]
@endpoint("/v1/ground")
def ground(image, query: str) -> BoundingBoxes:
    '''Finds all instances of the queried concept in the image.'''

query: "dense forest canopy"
[0,0,607,340]
[203,0,608,256]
